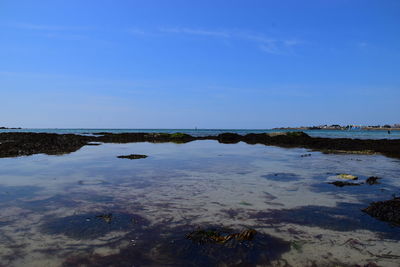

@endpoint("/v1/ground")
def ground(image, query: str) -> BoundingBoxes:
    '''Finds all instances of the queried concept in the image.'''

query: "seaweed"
[362,197,400,226]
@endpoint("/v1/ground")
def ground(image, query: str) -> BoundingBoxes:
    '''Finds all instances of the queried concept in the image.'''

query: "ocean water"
[0,139,399,266]
[1,128,400,139]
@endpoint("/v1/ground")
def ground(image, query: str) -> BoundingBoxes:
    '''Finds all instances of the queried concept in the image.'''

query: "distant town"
[275,124,400,130]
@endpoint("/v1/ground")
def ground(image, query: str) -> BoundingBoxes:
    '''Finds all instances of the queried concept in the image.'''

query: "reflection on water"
[0,140,399,266]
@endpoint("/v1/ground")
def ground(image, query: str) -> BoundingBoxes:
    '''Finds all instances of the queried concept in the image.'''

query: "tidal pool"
[0,140,399,266]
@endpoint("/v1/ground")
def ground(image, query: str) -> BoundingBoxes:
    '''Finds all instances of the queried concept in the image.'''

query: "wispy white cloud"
[126,28,148,35]
[157,27,302,55]
[160,27,230,38]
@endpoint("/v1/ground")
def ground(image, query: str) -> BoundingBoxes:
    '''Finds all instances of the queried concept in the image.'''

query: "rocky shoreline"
[1,131,400,159]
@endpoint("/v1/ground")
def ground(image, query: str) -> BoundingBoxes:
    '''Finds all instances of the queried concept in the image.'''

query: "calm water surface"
[0,140,399,266]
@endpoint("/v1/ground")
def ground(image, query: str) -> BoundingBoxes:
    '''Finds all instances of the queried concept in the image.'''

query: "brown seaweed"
[362,197,400,226]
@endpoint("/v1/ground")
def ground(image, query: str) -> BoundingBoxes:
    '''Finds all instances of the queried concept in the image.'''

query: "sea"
[0,128,399,266]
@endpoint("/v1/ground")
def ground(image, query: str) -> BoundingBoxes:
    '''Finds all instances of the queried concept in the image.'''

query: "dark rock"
[329,181,362,187]
[0,132,90,158]
[366,176,381,185]
[1,131,400,159]
[117,154,148,160]
[216,133,242,144]
[362,197,400,226]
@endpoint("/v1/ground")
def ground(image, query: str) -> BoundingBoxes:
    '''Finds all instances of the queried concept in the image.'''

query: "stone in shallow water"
[337,174,358,180]
[329,181,362,187]
[366,176,381,185]
[117,154,148,160]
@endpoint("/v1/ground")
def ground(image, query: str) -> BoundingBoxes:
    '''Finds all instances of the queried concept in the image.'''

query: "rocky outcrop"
[363,197,400,225]
[0,132,90,158]
[1,131,400,159]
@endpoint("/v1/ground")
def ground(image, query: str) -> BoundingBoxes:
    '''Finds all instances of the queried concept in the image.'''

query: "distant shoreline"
[274,127,400,131]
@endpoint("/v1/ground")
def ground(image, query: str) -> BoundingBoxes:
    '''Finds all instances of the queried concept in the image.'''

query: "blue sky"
[1,0,399,128]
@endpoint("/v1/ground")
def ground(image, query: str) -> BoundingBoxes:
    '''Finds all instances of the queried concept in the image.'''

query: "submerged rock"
[362,197,400,226]
[329,181,362,187]
[366,176,381,185]
[186,228,257,245]
[117,154,148,160]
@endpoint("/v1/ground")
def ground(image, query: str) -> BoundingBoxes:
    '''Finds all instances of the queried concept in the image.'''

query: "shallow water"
[0,140,399,266]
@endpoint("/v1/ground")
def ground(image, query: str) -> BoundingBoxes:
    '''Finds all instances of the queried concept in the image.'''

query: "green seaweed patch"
[239,201,253,206]
[170,132,190,138]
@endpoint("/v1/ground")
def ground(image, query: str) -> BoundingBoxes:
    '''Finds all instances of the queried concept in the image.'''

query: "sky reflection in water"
[0,140,399,266]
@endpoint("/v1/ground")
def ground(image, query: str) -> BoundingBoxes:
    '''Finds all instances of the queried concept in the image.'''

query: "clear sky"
[1,0,399,128]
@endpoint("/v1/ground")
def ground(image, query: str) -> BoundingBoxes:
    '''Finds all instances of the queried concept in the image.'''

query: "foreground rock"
[362,197,400,226]
[0,132,90,158]
[1,131,400,159]
[329,181,362,187]
[117,154,148,160]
